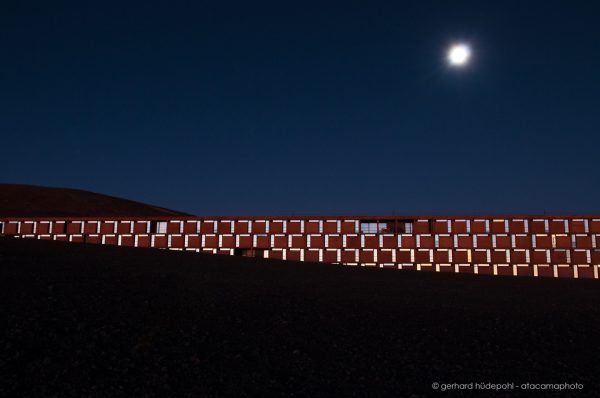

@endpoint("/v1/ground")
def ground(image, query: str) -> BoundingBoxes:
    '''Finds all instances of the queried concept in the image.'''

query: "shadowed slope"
[0,184,191,217]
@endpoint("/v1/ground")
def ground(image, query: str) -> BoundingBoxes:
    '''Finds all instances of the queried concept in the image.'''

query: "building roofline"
[1,215,600,221]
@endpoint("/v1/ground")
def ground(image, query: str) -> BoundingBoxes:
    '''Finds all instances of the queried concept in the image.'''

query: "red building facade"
[2,216,600,279]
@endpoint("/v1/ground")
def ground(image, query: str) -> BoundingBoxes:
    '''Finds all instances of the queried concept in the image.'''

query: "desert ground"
[1,237,598,396]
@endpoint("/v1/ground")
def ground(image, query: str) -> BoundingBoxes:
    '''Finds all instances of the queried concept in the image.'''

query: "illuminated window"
[360,221,413,234]
[151,221,168,234]
[360,222,384,233]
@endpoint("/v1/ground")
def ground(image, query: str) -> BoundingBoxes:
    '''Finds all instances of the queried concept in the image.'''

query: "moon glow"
[447,44,471,66]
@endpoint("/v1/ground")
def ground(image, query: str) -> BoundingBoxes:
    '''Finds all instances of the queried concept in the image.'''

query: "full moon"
[447,44,471,66]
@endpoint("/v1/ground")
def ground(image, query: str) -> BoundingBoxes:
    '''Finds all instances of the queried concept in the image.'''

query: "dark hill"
[1,237,598,396]
[0,184,191,217]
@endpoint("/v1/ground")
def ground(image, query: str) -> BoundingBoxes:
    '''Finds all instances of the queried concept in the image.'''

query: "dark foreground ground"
[1,238,599,397]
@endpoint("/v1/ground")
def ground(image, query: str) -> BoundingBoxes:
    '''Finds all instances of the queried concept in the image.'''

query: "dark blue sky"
[2,1,599,216]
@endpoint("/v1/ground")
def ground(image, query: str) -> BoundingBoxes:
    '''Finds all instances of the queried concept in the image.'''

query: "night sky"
[2,1,599,216]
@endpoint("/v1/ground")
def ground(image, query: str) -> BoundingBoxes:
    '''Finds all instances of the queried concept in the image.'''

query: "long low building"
[2,216,600,279]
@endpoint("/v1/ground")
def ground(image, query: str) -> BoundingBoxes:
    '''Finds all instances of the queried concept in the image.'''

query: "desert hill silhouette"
[0,184,191,217]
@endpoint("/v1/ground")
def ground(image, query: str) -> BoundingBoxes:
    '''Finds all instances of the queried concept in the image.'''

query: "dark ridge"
[0,184,192,217]
[1,237,598,396]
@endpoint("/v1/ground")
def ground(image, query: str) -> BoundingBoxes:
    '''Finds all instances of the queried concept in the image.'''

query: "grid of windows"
[2,217,599,279]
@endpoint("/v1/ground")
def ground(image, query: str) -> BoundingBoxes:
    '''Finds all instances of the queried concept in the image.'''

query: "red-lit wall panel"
[397,250,412,263]
[327,235,342,248]
[476,235,492,249]
[121,235,135,247]
[531,220,546,234]
[270,221,285,234]
[495,235,511,249]
[255,236,270,249]
[346,235,361,249]
[381,235,397,248]
[342,249,356,263]
[171,235,184,248]
[305,221,320,234]
[451,220,468,234]
[309,235,325,248]
[204,235,218,248]
[187,235,201,248]
[400,235,416,248]
[67,222,82,234]
[184,221,199,234]
[323,250,338,263]
[364,235,378,249]
[287,250,302,261]
[21,223,35,234]
[305,250,320,262]
[419,235,434,249]
[453,250,469,263]
[273,235,287,248]
[37,223,51,234]
[117,222,131,234]
[576,235,593,249]
[570,220,587,234]
[438,235,453,249]
[291,235,307,248]
[141,235,154,247]
[378,250,394,263]
[490,220,506,234]
[509,220,526,234]
[200,221,215,234]
[471,220,487,234]
[287,221,302,234]
[456,235,473,248]
[133,222,148,234]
